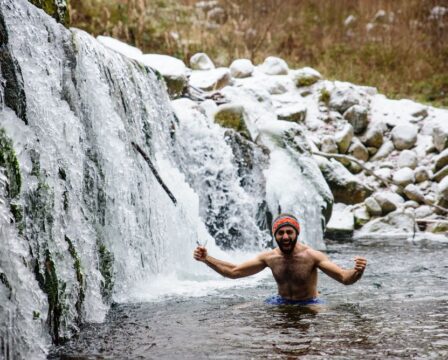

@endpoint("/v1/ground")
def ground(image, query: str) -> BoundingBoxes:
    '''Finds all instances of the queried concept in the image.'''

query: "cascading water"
[0,1,332,358]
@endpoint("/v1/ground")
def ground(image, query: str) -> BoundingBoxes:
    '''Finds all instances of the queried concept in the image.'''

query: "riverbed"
[50,238,448,359]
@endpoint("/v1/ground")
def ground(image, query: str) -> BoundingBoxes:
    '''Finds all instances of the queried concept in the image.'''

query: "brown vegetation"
[69,0,448,106]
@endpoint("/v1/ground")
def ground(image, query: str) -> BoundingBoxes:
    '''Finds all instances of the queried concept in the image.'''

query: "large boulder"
[230,59,254,78]
[373,191,405,214]
[325,203,354,240]
[190,53,215,70]
[434,148,448,171]
[290,67,322,87]
[189,67,231,91]
[343,105,369,134]
[391,124,418,150]
[319,159,373,204]
[365,197,382,216]
[259,56,289,75]
[141,54,188,97]
[432,123,448,152]
[335,123,354,154]
[213,104,251,139]
[359,210,415,234]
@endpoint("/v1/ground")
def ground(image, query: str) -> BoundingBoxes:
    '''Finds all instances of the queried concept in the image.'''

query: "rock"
[414,166,431,183]
[367,147,378,156]
[397,150,418,169]
[353,206,371,228]
[319,159,373,204]
[141,54,188,97]
[432,123,448,152]
[374,168,392,181]
[374,191,405,214]
[438,176,448,200]
[348,139,369,162]
[321,136,338,154]
[329,86,363,114]
[393,167,415,187]
[29,0,69,25]
[189,68,231,91]
[433,165,448,183]
[359,210,414,234]
[276,103,307,123]
[434,148,448,171]
[343,105,369,134]
[259,56,289,75]
[362,123,384,148]
[265,79,289,94]
[325,204,354,240]
[404,200,419,209]
[391,124,418,150]
[426,220,448,234]
[214,104,251,139]
[371,140,394,161]
[190,53,215,70]
[335,124,354,154]
[403,184,425,203]
[365,197,382,216]
[414,205,433,218]
[229,59,254,78]
[290,67,322,87]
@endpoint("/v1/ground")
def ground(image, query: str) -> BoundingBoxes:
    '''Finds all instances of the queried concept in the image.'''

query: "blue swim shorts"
[265,295,325,305]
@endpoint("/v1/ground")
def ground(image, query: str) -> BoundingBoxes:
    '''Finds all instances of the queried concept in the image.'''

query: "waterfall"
[0,1,332,357]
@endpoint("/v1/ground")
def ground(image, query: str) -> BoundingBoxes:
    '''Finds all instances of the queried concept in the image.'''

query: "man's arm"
[193,246,267,279]
[312,250,367,285]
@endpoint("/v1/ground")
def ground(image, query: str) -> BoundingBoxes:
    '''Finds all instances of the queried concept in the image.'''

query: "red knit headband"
[272,215,300,235]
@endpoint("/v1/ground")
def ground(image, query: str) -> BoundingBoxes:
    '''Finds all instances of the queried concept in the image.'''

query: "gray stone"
[290,67,322,87]
[259,56,289,75]
[391,124,418,150]
[276,104,307,122]
[343,105,369,134]
[432,123,448,152]
[371,140,394,161]
[433,165,448,183]
[414,205,433,218]
[190,52,215,70]
[365,197,382,216]
[189,67,231,91]
[321,136,338,154]
[230,59,254,78]
[404,200,419,209]
[434,148,448,171]
[403,184,425,203]
[348,139,369,162]
[374,191,405,214]
[374,168,392,181]
[393,167,415,187]
[397,150,418,169]
[325,204,354,239]
[335,123,354,154]
[367,147,378,156]
[319,159,373,204]
[414,166,430,183]
[329,87,363,114]
[362,123,384,148]
[353,206,371,228]
[359,210,414,234]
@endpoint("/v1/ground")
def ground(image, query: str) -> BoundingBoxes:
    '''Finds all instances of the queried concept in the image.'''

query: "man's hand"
[193,246,208,262]
[354,256,367,273]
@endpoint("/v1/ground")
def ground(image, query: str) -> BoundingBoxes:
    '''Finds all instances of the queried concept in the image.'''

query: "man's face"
[275,225,298,254]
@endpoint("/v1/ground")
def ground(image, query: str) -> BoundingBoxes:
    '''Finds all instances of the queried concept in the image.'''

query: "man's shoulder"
[299,245,326,260]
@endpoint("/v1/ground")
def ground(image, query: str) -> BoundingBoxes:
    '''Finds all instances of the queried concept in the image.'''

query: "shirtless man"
[193,213,367,304]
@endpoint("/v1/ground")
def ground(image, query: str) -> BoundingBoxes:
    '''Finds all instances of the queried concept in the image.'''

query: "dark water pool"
[50,238,448,359]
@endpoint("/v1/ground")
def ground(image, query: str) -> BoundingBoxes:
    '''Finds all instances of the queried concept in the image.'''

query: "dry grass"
[69,0,448,106]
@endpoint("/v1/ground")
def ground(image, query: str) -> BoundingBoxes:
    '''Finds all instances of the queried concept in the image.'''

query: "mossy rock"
[0,128,21,198]
[214,104,251,140]
[28,0,70,26]
[98,243,114,303]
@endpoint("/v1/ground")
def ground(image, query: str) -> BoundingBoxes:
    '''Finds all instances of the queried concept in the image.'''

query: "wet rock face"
[28,0,69,26]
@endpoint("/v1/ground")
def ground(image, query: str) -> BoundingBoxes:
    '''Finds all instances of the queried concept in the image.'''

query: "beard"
[276,238,297,254]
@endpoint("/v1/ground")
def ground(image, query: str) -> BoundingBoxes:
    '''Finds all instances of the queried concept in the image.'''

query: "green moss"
[65,236,85,321]
[319,88,331,105]
[296,75,319,87]
[0,272,12,300]
[33,311,40,320]
[28,0,70,26]
[98,243,114,303]
[0,128,22,199]
[10,202,23,223]
[214,107,252,140]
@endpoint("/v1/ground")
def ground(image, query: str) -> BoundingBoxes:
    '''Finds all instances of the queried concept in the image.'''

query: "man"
[193,213,367,305]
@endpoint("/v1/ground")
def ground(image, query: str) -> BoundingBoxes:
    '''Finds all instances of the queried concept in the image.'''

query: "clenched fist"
[354,256,367,272]
[193,246,208,262]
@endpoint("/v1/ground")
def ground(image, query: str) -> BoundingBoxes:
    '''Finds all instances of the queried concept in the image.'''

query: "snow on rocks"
[230,59,254,78]
[97,36,143,61]
[343,105,369,134]
[438,176,448,200]
[190,52,215,70]
[371,140,394,161]
[189,67,231,91]
[321,136,338,154]
[415,166,431,183]
[325,203,355,239]
[276,103,307,122]
[335,123,354,154]
[391,124,418,150]
[397,150,418,169]
[140,54,188,96]
[362,122,384,148]
[373,191,405,214]
[432,123,448,152]
[434,148,448,171]
[213,103,251,139]
[365,197,382,216]
[259,56,289,75]
[358,210,414,234]
[348,138,369,162]
[290,67,322,87]
[433,165,448,183]
[403,184,425,203]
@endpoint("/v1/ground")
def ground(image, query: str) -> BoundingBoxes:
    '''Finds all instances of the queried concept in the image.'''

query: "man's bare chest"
[267,256,316,285]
